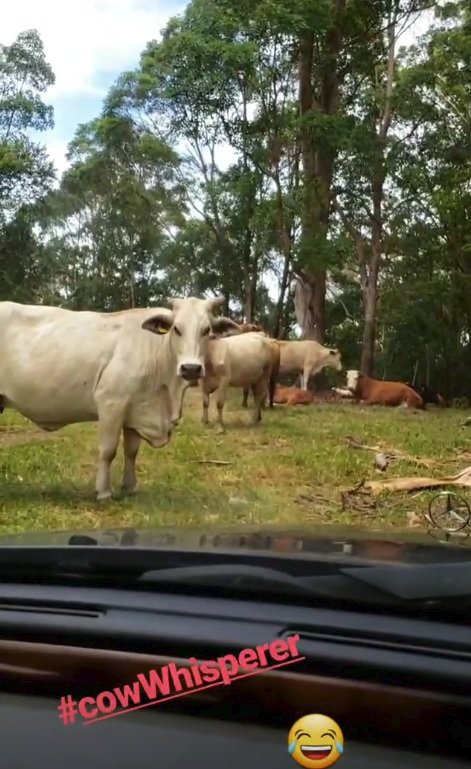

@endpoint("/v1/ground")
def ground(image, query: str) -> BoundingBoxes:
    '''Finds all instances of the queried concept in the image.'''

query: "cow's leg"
[122,426,141,496]
[201,389,210,425]
[301,366,311,391]
[241,387,249,408]
[250,378,267,424]
[95,415,123,501]
[215,383,228,432]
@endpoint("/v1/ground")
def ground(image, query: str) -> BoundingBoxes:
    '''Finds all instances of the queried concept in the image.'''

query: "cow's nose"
[180,363,203,381]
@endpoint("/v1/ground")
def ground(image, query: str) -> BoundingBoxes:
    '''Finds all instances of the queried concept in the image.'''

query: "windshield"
[1,1,470,611]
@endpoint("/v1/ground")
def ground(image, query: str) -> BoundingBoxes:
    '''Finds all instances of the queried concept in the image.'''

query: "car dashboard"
[0,577,469,768]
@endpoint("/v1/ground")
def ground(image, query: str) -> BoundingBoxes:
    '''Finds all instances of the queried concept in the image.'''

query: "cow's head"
[326,348,343,372]
[140,296,240,383]
[239,323,264,334]
[346,369,361,391]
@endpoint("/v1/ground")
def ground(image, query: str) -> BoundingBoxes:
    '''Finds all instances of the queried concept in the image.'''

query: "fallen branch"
[345,435,437,468]
[362,464,471,495]
[341,478,377,515]
[191,459,232,466]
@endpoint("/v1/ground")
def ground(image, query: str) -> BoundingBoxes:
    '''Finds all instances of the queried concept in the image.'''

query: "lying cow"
[273,385,314,406]
[278,340,342,390]
[0,296,239,500]
[342,370,425,409]
[201,332,275,429]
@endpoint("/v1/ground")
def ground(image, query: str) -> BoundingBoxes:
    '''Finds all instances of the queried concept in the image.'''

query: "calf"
[201,332,274,429]
[0,296,239,499]
[273,385,314,406]
[345,370,425,409]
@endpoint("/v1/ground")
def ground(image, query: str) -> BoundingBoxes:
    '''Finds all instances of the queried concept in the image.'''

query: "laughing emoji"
[288,714,344,768]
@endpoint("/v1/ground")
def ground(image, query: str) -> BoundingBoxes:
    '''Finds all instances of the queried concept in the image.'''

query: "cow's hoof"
[121,486,137,497]
[96,491,112,502]
[216,425,225,434]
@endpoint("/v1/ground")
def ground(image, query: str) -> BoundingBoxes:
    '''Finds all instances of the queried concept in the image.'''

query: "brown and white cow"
[273,385,315,406]
[278,340,343,390]
[0,296,239,499]
[342,370,425,409]
[201,332,275,429]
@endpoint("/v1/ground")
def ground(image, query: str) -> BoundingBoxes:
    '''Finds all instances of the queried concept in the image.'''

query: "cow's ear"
[206,296,225,313]
[141,311,174,335]
[211,317,241,337]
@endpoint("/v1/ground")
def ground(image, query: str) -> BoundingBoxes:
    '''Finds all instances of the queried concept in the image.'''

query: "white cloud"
[2,0,184,100]
[46,139,71,178]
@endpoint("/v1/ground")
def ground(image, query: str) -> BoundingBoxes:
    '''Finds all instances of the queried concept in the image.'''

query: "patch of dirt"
[0,429,59,447]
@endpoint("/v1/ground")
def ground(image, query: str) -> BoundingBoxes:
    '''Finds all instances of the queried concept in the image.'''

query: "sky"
[3,1,435,179]
[3,0,188,176]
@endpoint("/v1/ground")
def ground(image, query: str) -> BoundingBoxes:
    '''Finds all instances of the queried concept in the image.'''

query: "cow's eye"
[202,327,210,336]
[173,326,182,336]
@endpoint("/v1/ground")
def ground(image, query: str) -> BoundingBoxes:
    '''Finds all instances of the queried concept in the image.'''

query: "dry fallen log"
[362,464,471,495]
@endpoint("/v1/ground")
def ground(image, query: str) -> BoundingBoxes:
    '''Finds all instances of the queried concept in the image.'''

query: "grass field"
[0,388,470,536]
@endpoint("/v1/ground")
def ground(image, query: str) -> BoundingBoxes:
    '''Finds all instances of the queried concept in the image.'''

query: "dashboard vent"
[0,601,103,619]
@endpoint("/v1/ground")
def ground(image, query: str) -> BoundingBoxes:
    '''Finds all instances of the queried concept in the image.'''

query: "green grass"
[0,389,470,536]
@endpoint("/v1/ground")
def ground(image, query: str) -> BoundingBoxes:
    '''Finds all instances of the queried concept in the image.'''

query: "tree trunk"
[360,166,383,375]
[361,277,378,376]
[292,270,328,389]
[242,228,255,322]
[271,165,295,338]
[297,2,346,344]
[293,270,326,342]
[298,31,326,344]
[272,254,291,338]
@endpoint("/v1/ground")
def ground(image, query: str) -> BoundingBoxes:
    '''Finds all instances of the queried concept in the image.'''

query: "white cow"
[278,340,342,389]
[0,297,239,500]
[201,332,274,429]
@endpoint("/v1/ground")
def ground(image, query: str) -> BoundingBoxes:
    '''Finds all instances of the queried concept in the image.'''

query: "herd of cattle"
[0,296,445,500]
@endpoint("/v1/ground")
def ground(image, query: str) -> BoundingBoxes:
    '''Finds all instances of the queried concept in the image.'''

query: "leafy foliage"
[3,7,471,397]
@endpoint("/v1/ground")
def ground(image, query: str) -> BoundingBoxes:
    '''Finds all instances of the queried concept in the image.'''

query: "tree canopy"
[3,2,471,398]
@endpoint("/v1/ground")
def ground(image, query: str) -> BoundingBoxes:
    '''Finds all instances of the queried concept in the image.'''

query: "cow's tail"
[268,342,280,408]
[0,395,4,415]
